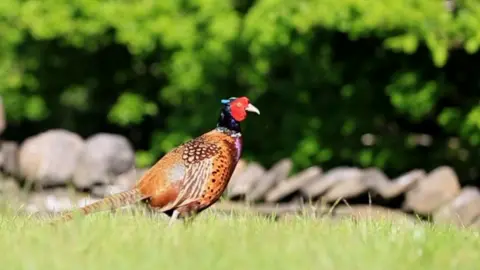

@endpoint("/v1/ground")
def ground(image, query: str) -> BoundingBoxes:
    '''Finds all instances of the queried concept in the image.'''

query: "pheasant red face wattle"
[230,96,260,122]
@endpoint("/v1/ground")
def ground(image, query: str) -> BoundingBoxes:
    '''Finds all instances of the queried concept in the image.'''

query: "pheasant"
[52,96,260,226]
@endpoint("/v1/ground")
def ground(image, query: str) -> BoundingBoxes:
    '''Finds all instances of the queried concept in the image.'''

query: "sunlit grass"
[0,207,478,270]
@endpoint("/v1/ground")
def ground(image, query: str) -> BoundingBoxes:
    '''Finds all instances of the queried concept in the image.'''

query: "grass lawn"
[0,207,478,270]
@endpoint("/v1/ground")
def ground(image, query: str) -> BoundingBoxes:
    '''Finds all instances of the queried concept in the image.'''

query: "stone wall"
[224,159,480,229]
[0,129,140,213]
[0,128,478,229]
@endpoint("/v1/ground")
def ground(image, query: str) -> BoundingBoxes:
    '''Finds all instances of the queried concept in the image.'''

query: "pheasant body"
[53,96,258,225]
[137,128,242,218]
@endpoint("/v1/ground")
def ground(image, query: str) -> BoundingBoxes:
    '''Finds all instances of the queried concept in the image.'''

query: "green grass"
[0,208,479,270]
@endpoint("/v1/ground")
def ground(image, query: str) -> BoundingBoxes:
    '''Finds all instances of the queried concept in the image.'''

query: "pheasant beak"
[245,103,260,115]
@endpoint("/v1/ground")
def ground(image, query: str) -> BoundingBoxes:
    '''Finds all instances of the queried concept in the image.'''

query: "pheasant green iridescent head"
[217,96,260,132]
[220,96,260,122]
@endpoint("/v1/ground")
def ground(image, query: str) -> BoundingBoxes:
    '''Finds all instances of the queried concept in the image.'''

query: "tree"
[1,0,480,184]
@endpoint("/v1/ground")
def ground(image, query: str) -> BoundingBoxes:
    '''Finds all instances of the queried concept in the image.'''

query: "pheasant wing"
[170,139,220,208]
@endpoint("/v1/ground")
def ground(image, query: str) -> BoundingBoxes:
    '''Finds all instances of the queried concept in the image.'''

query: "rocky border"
[225,159,480,229]
[0,128,478,229]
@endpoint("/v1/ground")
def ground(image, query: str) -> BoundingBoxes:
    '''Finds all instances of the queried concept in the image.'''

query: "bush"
[1,0,480,184]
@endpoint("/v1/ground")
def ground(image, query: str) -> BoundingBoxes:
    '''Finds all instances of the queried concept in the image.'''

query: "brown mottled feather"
[51,129,241,223]
[54,189,147,222]
[138,129,240,215]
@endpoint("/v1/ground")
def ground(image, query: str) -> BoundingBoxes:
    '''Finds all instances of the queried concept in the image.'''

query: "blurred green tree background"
[1,0,480,184]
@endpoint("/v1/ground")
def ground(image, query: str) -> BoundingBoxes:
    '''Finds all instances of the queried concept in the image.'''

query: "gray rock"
[433,187,480,227]
[363,168,425,199]
[322,173,368,203]
[246,158,293,202]
[332,205,417,225]
[0,141,19,176]
[301,167,363,198]
[403,166,461,215]
[135,167,149,180]
[226,162,266,200]
[91,185,127,198]
[90,168,138,198]
[0,176,20,198]
[73,133,135,189]
[211,201,310,217]
[25,189,99,214]
[265,166,322,203]
[18,129,85,186]
[226,159,248,195]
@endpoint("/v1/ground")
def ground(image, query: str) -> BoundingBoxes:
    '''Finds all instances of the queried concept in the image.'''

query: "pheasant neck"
[216,107,241,135]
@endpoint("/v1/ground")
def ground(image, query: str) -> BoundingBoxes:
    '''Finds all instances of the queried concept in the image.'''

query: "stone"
[25,188,99,214]
[18,129,85,187]
[116,168,139,189]
[280,204,331,221]
[226,159,247,195]
[212,201,308,217]
[322,174,368,203]
[0,141,19,176]
[0,176,20,196]
[89,167,147,198]
[90,169,138,198]
[332,205,417,224]
[73,133,135,189]
[91,185,127,198]
[433,187,480,227]
[226,162,266,200]
[254,202,311,216]
[301,167,363,198]
[403,166,461,215]
[363,168,425,199]
[246,158,293,202]
[265,166,322,203]
[135,167,149,180]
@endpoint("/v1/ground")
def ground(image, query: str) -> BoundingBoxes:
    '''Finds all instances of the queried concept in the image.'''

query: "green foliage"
[2,0,480,183]
[108,92,158,126]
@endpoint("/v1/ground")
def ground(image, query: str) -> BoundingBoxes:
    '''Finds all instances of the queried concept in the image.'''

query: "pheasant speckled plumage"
[51,96,260,226]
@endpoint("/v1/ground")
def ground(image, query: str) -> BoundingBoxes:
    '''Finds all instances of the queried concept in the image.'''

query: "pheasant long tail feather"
[50,188,149,224]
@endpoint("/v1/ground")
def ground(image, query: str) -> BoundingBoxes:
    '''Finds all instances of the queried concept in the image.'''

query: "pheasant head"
[216,96,260,132]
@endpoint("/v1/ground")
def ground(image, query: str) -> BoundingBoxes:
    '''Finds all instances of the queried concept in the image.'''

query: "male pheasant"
[52,96,260,226]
